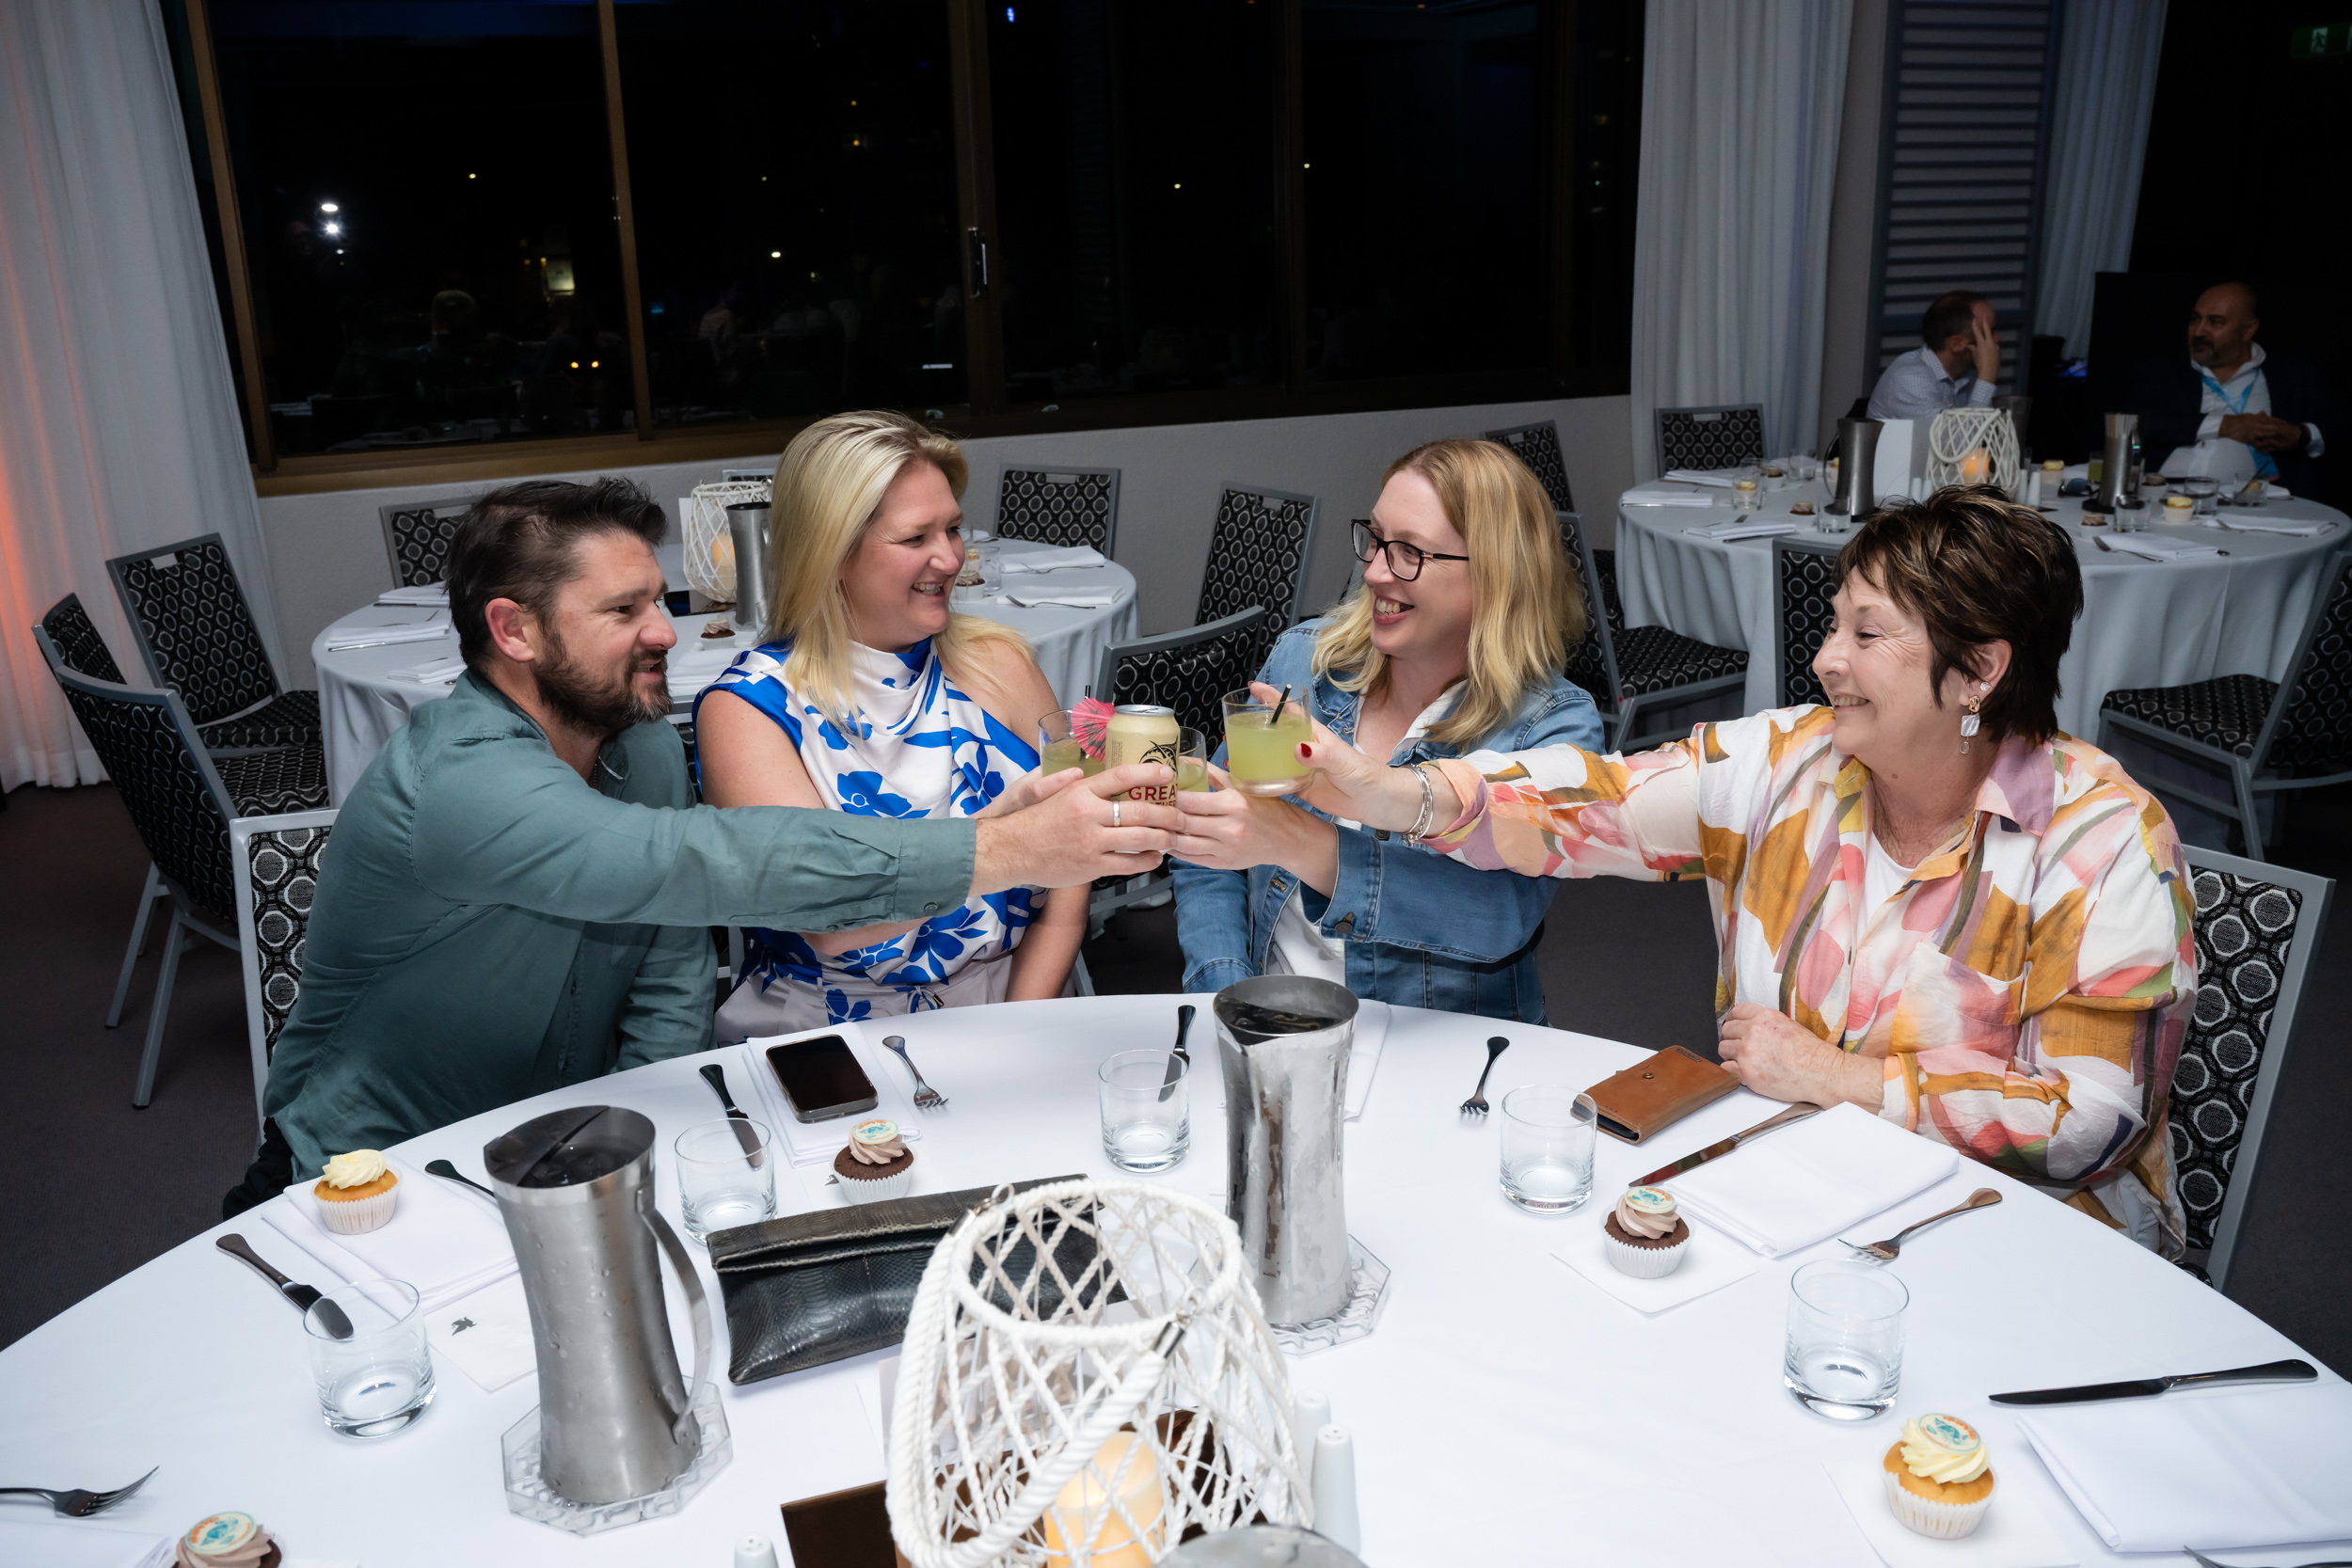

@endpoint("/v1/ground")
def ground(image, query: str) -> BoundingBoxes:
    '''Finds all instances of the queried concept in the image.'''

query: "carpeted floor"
[4,781,2346,1374]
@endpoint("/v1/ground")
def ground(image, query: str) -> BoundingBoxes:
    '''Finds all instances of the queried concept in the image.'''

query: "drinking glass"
[675,1117,777,1242]
[1732,479,1761,513]
[2184,475,2220,516]
[1497,1085,1597,1213]
[1040,709,1105,779]
[1099,1049,1189,1172]
[306,1278,435,1438]
[1175,727,1213,793]
[1221,689,1311,796]
[1784,1259,1907,1419]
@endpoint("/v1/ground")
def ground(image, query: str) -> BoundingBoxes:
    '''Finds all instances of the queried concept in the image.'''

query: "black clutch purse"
[707,1175,1091,1385]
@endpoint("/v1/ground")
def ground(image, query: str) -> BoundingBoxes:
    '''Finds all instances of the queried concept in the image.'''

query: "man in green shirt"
[229,478,1171,1211]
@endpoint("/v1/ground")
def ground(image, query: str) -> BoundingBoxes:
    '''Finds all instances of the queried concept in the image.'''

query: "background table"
[310,538,1138,804]
[1616,479,2347,737]
[4,995,2341,1566]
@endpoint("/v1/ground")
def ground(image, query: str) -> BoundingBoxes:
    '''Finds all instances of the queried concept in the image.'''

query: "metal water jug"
[485,1106,717,1506]
[1828,417,1883,516]
[2095,412,2143,514]
[724,501,774,634]
[1215,975,1356,1325]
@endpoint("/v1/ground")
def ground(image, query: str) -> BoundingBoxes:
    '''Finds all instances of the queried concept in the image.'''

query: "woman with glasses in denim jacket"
[1169,438,1602,1022]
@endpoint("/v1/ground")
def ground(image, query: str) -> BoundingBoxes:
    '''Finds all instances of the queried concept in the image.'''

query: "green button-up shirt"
[262,673,976,1175]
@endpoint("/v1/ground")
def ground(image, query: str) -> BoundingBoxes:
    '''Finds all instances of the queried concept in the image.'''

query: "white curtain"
[1631,0,1853,481]
[2032,0,2169,358]
[0,0,282,791]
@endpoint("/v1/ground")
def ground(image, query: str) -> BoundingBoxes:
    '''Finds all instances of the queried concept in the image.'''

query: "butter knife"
[698,1063,767,1166]
[1989,1357,2315,1406]
[1160,1005,1195,1103]
[216,1233,354,1338]
[1633,1101,1822,1187]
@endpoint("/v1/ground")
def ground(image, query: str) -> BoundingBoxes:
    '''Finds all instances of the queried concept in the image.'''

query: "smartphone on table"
[764,1034,879,1123]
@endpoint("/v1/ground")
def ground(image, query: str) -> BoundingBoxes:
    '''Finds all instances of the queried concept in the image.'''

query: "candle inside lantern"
[1959,447,1990,485]
[1041,1431,1167,1568]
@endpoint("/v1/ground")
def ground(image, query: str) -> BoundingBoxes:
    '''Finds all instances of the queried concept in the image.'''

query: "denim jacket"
[1172,621,1604,1022]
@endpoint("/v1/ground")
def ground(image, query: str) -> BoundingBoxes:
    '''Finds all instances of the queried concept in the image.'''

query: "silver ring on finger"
[1111,800,1122,829]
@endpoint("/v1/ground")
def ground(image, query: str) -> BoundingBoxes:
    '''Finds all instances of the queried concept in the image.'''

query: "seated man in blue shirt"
[229,478,1172,1212]
[1867,290,2000,423]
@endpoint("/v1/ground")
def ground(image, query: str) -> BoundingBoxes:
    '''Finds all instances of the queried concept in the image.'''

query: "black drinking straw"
[1266,685,1294,728]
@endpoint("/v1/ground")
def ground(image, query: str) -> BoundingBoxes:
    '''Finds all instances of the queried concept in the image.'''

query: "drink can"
[1104,704,1179,803]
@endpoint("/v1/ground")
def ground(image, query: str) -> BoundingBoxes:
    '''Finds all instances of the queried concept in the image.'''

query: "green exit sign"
[2290,21,2352,56]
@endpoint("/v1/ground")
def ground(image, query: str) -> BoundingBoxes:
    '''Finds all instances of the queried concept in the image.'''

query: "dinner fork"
[0,1466,157,1516]
[1459,1036,1510,1117]
[1845,1188,2001,1261]
[882,1035,946,1112]
[2185,1549,2352,1568]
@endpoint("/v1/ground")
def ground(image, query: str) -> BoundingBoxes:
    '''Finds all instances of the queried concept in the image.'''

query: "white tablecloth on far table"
[310,538,1138,803]
[1616,479,2347,737]
[5,995,2343,1566]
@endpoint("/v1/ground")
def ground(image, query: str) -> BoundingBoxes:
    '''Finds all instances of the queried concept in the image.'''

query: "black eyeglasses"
[1350,518,1469,581]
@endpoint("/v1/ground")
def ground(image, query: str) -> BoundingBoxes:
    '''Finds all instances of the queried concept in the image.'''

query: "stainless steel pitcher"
[724,501,774,634]
[1215,976,1356,1325]
[1828,417,1883,516]
[485,1106,717,1506]
[2095,412,2143,514]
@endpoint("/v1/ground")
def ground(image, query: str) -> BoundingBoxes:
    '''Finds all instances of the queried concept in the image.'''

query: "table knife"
[1160,1005,1195,1103]
[1633,1102,1822,1187]
[699,1063,767,1166]
[216,1234,353,1338]
[1988,1357,2315,1406]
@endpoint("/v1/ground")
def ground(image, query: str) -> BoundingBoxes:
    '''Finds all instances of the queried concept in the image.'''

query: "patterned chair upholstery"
[1196,483,1319,677]
[1772,536,1842,708]
[377,500,468,588]
[2169,847,2331,1289]
[105,533,323,753]
[232,810,335,1123]
[994,466,1121,556]
[2098,551,2352,862]
[1555,511,1748,752]
[1094,607,1269,740]
[40,593,128,683]
[1656,404,1767,474]
[1486,421,1575,513]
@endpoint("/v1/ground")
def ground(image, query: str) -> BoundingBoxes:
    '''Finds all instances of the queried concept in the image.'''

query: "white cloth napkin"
[376,583,449,606]
[734,1026,927,1169]
[998,545,1108,573]
[1006,590,1120,609]
[1662,468,1740,487]
[1821,1459,2075,1568]
[0,1520,173,1568]
[1621,489,1719,508]
[265,1153,516,1312]
[1686,517,1798,542]
[1551,1218,1763,1316]
[2015,1382,2352,1551]
[425,1275,537,1391]
[323,620,452,651]
[386,654,465,686]
[1662,1102,1959,1257]
[665,645,739,700]
[2098,532,2224,561]
[2218,513,2332,536]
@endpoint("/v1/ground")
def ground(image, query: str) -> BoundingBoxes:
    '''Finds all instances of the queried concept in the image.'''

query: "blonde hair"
[1313,438,1582,749]
[762,410,1026,725]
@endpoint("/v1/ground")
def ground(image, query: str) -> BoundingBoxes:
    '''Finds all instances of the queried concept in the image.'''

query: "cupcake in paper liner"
[1602,1186,1691,1276]
[312,1149,399,1234]
[1882,1413,1995,1538]
[834,1118,913,1203]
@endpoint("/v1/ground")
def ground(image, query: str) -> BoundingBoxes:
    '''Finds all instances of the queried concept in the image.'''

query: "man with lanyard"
[2133,282,2337,503]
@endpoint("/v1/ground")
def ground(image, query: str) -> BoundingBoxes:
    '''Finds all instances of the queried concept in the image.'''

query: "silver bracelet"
[1404,763,1437,846]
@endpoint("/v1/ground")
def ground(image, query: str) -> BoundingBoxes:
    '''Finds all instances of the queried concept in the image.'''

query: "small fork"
[0,1466,157,1517]
[1460,1036,1510,1117]
[1845,1188,2002,1261]
[882,1035,947,1112]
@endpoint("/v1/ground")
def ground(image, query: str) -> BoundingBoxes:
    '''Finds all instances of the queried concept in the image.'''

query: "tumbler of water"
[306,1278,435,1438]
[1498,1085,1597,1213]
[1099,1048,1189,1172]
[674,1116,777,1242]
[1784,1259,1907,1419]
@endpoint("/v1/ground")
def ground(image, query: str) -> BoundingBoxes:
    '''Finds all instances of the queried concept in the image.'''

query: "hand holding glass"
[1222,689,1310,796]
[1040,709,1106,779]
[1175,726,1213,793]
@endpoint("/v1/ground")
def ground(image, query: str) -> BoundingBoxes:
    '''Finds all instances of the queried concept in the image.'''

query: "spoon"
[424,1159,499,1203]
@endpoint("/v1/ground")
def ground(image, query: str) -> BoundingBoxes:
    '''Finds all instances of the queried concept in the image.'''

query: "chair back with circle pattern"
[1656,404,1766,475]
[2173,846,2331,1289]
[40,593,129,684]
[1093,607,1270,739]
[2249,549,2352,779]
[1772,535,1842,708]
[105,533,282,725]
[1554,512,1617,712]
[1197,483,1319,674]
[993,466,1121,556]
[231,809,335,1117]
[1486,420,1575,513]
[376,500,469,588]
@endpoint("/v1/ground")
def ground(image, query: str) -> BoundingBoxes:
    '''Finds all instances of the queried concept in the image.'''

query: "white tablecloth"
[310,539,1138,804]
[5,995,2341,1566]
[1616,480,2347,738]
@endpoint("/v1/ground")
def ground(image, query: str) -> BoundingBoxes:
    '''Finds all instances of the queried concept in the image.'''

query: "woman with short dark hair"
[1277,487,2197,1257]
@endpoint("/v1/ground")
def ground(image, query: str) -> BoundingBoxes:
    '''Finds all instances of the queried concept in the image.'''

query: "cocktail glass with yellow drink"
[1221,688,1310,797]
[1175,727,1212,793]
[1038,709,1104,779]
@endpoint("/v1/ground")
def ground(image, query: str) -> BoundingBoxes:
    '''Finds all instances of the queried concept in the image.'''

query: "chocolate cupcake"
[834,1118,914,1204]
[1602,1186,1691,1277]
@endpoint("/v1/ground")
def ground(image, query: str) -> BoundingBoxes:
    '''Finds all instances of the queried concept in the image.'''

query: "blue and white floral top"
[697,636,1038,1024]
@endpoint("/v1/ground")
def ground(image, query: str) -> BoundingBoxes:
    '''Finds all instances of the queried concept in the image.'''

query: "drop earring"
[1960,680,1987,752]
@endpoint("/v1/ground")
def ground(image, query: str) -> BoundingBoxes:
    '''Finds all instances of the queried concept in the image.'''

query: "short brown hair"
[1920,290,1988,349]
[1836,485,2082,743]
[447,478,666,668]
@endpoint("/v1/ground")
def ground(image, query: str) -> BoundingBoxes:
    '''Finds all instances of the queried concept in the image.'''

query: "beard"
[533,626,669,739]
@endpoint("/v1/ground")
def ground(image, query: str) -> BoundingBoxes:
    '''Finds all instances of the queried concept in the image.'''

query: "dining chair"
[105,533,322,753]
[2173,846,2332,1291]
[1197,483,1319,679]
[1486,420,1575,512]
[1555,512,1747,752]
[1656,404,1767,475]
[230,808,336,1124]
[2096,550,2352,863]
[993,465,1121,556]
[721,467,775,483]
[376,499,469,588]
[1771,535,1843,708]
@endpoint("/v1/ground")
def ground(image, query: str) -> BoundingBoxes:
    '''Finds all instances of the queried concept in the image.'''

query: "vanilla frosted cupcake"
[1602,1186,1690,1276]
[1883,1413,1995,1538]
[312,1149,399,1234]
[834,1119,914,1204]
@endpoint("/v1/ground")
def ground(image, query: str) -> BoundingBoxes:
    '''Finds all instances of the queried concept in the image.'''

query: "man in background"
[2133,281,2335,502]
[1867,290,2000,422]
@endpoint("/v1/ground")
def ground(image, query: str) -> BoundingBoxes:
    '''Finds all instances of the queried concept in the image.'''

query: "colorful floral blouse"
[1425,706,2195,1254]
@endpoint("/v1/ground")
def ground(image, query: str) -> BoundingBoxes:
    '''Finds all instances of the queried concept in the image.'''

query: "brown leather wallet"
[1586,1045,1739,1144]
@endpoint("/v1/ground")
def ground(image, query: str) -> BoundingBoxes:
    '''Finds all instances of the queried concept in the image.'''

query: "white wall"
[260,394,1634,686]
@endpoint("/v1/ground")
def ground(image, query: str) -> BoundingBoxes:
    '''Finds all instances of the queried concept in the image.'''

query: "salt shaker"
[734,1532,781,1568]
[1290,1388,1329,1490]
[1311,1425,1359,1553]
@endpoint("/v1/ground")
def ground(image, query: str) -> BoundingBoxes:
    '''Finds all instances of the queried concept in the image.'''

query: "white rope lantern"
[1925,405,2020,494]
[887,1180,1311,1567]
[676,479,770,605]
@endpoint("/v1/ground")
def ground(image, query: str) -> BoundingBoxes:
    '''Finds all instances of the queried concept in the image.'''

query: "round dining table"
[1615,479,2348,737]
[310,538,1140,804]
[4,994,2339,1566]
